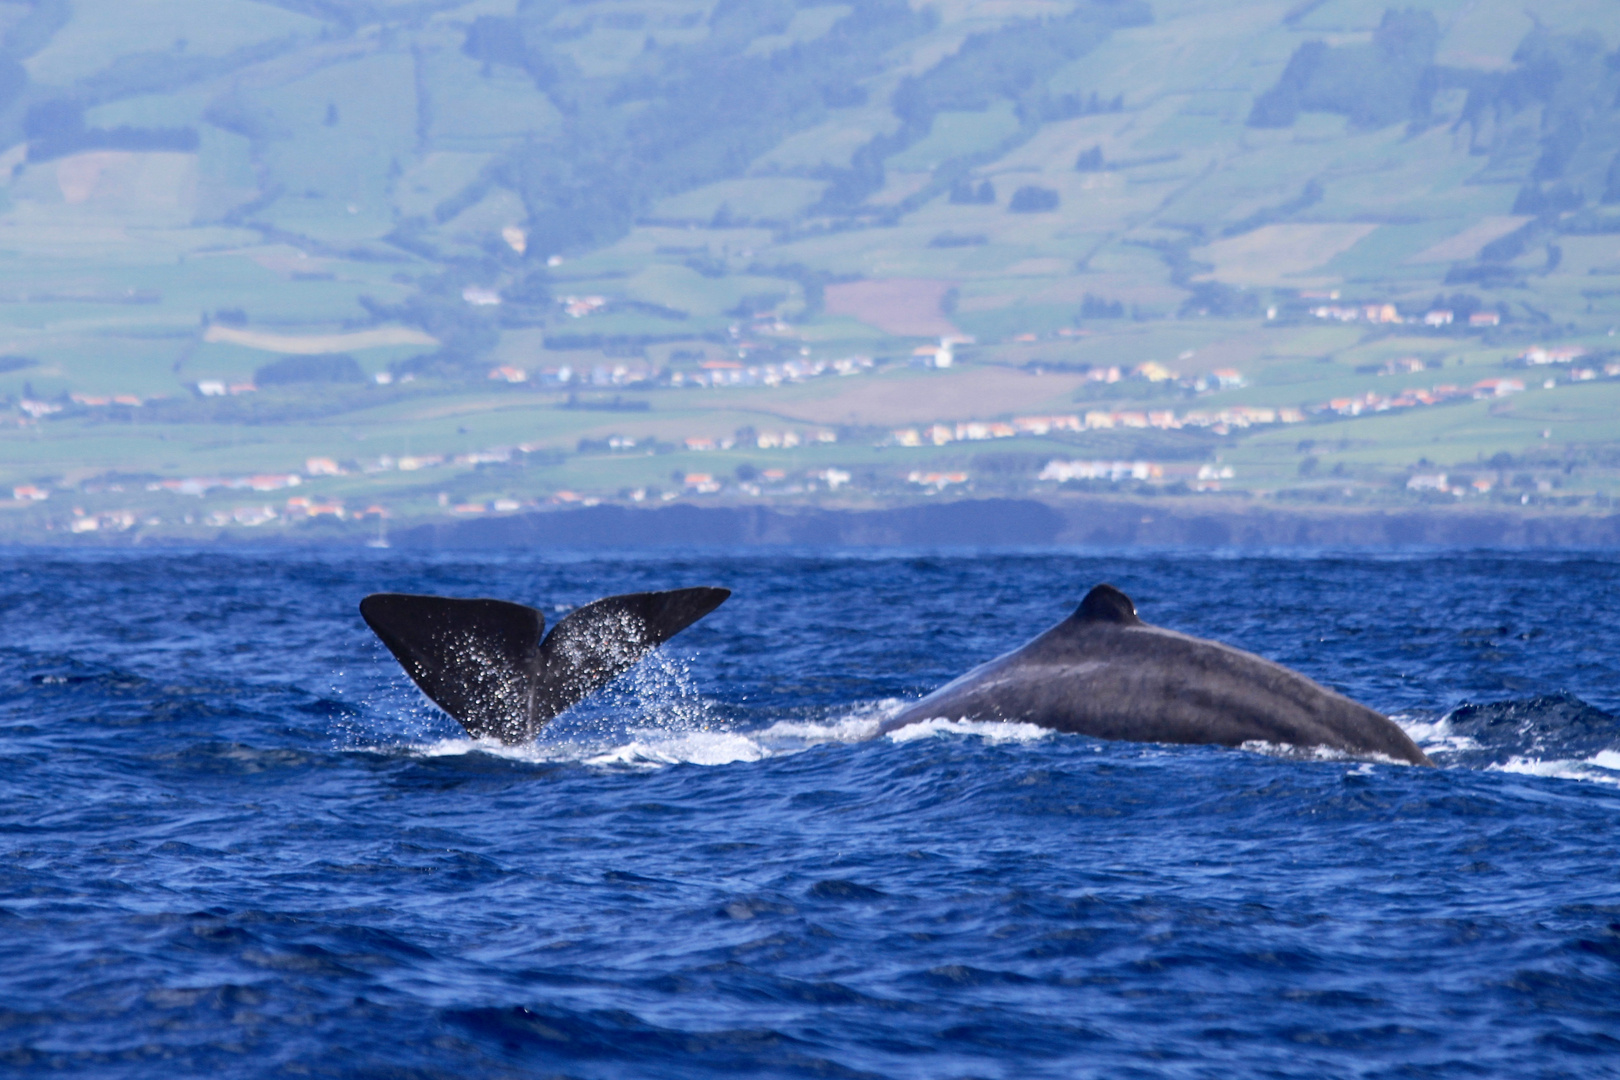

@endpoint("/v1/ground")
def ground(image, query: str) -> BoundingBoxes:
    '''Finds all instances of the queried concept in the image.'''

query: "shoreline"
[6,496,1619,549]
[392,497,1620,549]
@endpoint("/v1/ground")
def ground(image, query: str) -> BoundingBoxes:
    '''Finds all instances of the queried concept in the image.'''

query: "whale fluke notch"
[360,587,730,743]
[1073,583,1141,625]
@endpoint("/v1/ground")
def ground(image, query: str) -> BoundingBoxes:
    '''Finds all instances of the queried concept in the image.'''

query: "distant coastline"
[384,497,1620,549]
[9,497,1620,550]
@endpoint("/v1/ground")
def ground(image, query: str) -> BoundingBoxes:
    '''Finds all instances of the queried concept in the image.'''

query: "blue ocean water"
[2,547,1620,1079]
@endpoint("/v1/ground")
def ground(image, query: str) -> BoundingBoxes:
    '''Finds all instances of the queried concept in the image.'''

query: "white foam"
[369,698,899,770]
[1391,713,1442,742]
[882,716,1053,745]
[756,717,873,741]
[1588,750,1620,771]
[1239,739,1413,767]
[371,698,1070,769]
[755,700,896,745]
[584,730,770,768]
[412,736,502,758]
[1389,713,1483,756]
[1488,756,1620,787]
[1394,713,1620,788]
[406,735,595,764]
[388,728,773,769]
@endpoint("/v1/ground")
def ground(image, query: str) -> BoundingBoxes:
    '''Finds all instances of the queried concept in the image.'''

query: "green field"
[0,0,1617,538]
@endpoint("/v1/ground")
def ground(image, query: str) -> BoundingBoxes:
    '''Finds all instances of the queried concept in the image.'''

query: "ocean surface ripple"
[2,548,1619,1078]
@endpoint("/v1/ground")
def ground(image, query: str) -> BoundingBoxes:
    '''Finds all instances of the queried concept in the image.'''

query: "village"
[7,335,1616,534]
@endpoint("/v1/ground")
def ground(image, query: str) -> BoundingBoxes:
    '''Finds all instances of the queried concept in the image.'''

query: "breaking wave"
[1398,692,1620,785]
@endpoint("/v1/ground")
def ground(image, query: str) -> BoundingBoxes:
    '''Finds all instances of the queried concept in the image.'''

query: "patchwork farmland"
[0,0,1616,539]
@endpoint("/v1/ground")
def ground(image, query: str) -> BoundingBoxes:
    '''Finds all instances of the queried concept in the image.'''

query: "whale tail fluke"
[360,587,729,743]
[532,588,731,726]
[360,593,544,742]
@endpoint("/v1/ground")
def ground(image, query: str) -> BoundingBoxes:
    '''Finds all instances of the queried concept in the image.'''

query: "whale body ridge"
[878,583,1432,766]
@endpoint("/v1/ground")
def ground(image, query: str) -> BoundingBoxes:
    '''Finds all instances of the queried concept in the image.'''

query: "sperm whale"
[361,581,1427,765]
[878,583,1432,765]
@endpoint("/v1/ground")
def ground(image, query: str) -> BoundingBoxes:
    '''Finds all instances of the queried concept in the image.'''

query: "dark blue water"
[3,548,1620,1079]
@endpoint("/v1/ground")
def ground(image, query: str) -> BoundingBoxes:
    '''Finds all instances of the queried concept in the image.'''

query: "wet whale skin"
[879,584,1433,766]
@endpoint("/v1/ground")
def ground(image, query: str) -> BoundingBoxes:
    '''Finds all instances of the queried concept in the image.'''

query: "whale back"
[881,583,1432,765]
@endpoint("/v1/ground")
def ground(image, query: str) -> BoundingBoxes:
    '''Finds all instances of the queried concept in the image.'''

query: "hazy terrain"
[0,0,1616,539]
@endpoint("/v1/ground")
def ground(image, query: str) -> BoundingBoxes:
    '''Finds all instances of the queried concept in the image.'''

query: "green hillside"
[0,0,1617,537]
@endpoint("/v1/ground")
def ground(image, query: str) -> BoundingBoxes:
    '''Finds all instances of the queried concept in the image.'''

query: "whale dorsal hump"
[1073,583,1142,626]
